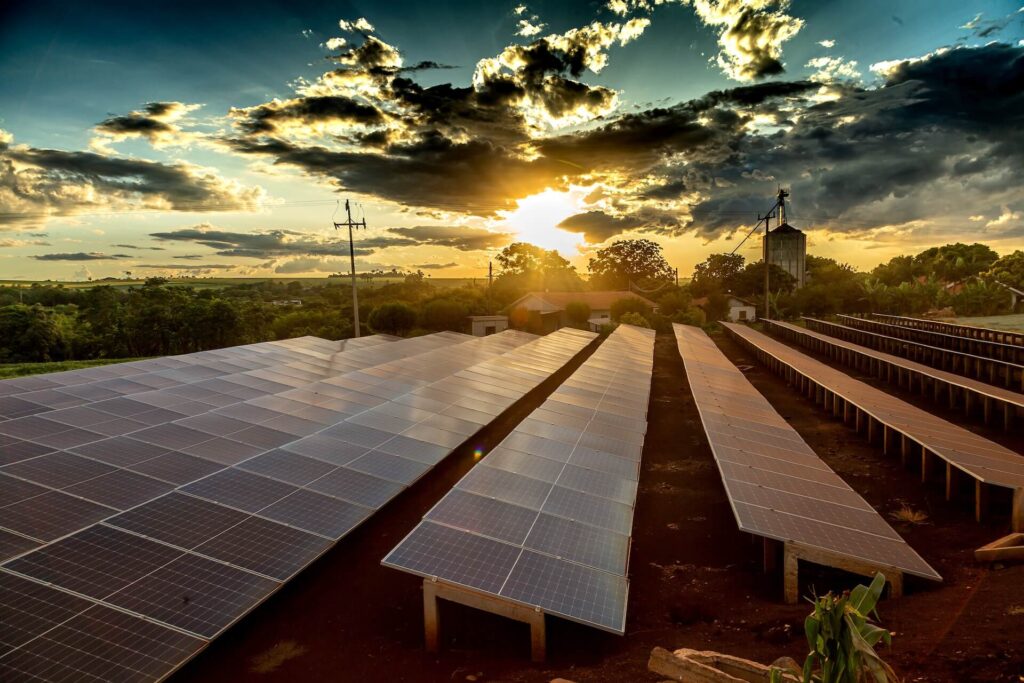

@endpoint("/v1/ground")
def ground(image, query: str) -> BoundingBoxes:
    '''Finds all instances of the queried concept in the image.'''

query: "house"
[507,291,657,333]
[468,315,509,337]
[693,295,757,322]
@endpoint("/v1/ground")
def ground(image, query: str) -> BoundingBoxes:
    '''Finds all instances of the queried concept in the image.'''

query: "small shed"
[692,295,757,322]
[469,315,509,337]
[725,296,757,322]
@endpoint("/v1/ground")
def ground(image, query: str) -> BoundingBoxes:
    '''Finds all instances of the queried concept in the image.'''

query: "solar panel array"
[810,317,1024,391]
[384,324,655,634]
[845,315,1024,365]
[785,319,1024,419]
[674,324,940,581]
[0,327,596,681]
[870,313,1024,348]
[722,322,1024,493]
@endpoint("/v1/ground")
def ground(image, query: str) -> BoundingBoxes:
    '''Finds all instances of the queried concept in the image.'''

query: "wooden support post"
[945,462,954,501]
[867,417,877,445]
[1013,488,1024,534]
[975,480,987,523]
[423,579,440,653]
[422,578,547,662]
[921,448,930,483]
[783,544,799,605]
[983,397,992,426]
[882,426,890,455]
[900,434,909,466]
[855,408,863,433]
[763,537,778,572]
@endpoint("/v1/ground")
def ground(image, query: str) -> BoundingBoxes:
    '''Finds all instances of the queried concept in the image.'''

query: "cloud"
[111,243,166,250]
[91,101,202,152]
[0,134,265,228]
[230,96,384,136]
[0,238,50,247]
[818,39,835,48]
[32,252,130,261]
[338,17,375,33]
[689,0,804,81]
[987,206,1022,228]
[385,225,512,250]
[413,262,457,269]
[136,263,237,270]
[150,224,404,259]
[805,56,860,83]
[558,211,644,242]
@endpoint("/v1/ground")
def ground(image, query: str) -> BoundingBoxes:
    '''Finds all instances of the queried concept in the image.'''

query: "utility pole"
[334,199,366,338]
[761,212,771,322]
[488,261,493,291]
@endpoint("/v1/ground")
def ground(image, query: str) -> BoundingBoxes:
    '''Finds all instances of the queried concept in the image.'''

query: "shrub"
[618,312,651,328]
[421,298,469,331]
[368,302,417,336]
[610,297,652,321]
[564,301,592,328]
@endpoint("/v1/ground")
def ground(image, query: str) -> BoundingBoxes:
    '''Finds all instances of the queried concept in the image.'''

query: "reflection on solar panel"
[722,322,1024,536]
[776,318,1024,429]
[0,328,595,681]
[384,324,654,656]
[674,324,940,602]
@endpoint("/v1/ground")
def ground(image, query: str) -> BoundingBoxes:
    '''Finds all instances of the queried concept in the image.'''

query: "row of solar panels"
[0,328,596,681]
[674,324,940,581]
[739,322,1024,490]
[384,324,655,634]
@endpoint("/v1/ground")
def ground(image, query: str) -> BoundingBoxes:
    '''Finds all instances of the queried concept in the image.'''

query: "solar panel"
[675,323,941,588]
[0,327,596,680]
[723,321,1024,525]
[383,324,654,635]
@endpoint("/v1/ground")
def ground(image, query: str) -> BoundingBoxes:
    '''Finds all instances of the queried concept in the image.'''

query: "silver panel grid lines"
[0,328,596,681]
[383,324,655,636]
[674,323,941,602]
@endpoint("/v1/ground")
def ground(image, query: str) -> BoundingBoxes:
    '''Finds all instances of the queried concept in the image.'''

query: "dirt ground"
[176,331,1024,683]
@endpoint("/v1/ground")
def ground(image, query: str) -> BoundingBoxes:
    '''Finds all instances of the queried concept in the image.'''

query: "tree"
[986,250,1024,290]
[587,239,673,290]
[618,312,651,328]
[915,243,998,282]
[610,297,652,321]
[0,305,67,362]
[421,298,468,331]
[731,261,796,299]
[691,253,745,296]
[564,301,591,328]
[368,302,417,336]
[493,242,583,300]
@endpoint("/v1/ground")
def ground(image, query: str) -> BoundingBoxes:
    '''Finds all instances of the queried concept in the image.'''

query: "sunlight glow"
[495,188,589,255]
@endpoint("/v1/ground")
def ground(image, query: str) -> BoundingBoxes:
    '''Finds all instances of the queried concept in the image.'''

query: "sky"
[1,0,1022,281]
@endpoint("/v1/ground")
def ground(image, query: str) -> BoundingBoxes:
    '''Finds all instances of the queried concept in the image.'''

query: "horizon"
[2,0,1023,281]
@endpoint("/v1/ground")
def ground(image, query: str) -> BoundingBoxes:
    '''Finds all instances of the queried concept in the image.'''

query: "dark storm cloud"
[412,262,458,269]
[230,96,384,135]
[0,141,262,226]
[32,252,130,261]
[558,211,644,242]
[111,243,166,250]
[385,225,512,250]
[150,225,408,259]
[226,134,565,213]
[92,101,199,149]
[681,44,1024,236]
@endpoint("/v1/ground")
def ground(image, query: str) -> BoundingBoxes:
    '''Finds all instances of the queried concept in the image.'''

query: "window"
[484,325,496,335]
[738,309,748,321]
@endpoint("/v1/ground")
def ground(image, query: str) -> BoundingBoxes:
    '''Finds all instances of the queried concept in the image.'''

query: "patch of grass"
[889,503,929,524]
[0,358,144,379]
[250,640,307,674]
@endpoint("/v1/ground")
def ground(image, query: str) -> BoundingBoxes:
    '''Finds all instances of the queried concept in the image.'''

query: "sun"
[496,188,588,255]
